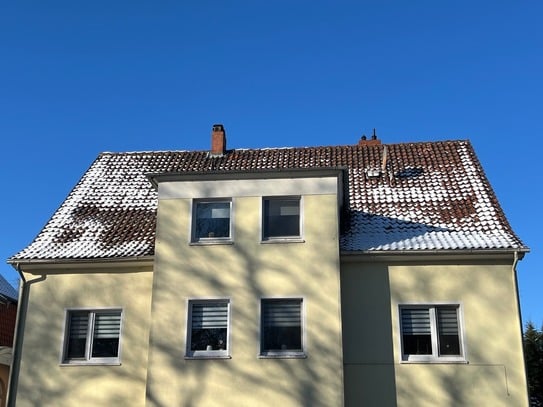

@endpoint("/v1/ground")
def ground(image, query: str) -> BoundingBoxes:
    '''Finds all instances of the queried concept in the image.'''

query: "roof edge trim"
[147,167,347,189]
[340,248,528,263]
[9,256,154,273]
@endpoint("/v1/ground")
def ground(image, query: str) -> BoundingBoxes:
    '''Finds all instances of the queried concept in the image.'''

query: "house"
[0,274,17,407]
[7,125,529,406]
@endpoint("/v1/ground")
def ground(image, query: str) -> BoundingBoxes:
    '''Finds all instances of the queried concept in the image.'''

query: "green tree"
[524,321,543,406]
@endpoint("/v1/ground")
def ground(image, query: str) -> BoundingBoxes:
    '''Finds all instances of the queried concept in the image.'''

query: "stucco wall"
[146,176,344,407]
[14,269,153,407]
[341,259,528,407]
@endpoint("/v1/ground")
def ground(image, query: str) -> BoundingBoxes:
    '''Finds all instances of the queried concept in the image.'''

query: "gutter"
[6,255,154,266]
[340,248,528,263]
[340,248,528,256]
[7,255,155,273]
[512,251,531,404]
[6,263,27,407]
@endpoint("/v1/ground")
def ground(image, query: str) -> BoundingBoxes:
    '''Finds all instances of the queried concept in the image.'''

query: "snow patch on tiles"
[341,230,521,251]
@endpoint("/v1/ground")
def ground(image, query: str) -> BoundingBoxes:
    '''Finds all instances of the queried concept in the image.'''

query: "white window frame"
[399,303,466,363]
[191,198,233,244]
[259,297,306,358]
[60,308,123,365]
[261,196,303,242]
[185,299,231,359]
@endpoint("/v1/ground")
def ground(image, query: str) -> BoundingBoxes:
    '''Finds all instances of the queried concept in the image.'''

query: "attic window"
[396,167,424,179]
[262,197,302,240]
[192,199,232,243]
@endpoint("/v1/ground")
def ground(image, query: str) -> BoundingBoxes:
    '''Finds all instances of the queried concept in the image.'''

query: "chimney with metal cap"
[210,124,226,156]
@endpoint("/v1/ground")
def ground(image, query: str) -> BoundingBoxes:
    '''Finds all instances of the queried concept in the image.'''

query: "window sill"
[261,238,305,244]
[184,355,231,360]
[60,361,121,366]
[400,358,468,364]
[258,353,307,359]
[190,240,234,246]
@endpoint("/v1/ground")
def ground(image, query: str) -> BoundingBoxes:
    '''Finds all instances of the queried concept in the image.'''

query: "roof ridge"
[96,139,471,156]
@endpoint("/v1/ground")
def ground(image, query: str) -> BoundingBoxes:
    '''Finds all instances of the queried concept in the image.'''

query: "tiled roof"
[9,140,526,261]
[0,274,17,302]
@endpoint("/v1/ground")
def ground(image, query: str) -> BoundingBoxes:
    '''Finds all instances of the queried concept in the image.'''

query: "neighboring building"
[0,275,17,407]
[7,125,529,406]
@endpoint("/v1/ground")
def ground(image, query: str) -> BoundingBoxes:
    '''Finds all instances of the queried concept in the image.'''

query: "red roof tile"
[9,140,527,261]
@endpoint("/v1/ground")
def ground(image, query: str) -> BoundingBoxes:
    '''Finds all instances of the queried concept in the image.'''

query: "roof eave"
[8,256,155,273]
[340,248,529,263]
[147,167,348,189]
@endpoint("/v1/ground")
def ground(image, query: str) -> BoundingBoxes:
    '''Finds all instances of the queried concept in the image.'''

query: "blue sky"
[1,1,541,325]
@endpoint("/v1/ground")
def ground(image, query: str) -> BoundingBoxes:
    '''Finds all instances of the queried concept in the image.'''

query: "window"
[62,309,122,364]
[262,197,301,240]
[260,298,304,357]
[192,200,231,242]
[400,304,464,362]
[186,300,230,358]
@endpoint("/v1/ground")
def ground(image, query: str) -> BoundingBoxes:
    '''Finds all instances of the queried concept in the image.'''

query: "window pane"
[402,333,432,355]
[401,308,432,355]
[263,198,300,238]
[191,302,228,351]
[92,312,121,358]
[437,307,460,356]
[195,202,230,239]
[262,299,302,352]
[67,312,89,359]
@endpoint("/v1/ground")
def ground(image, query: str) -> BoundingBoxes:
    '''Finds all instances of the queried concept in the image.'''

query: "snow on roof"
[9,140,527,261]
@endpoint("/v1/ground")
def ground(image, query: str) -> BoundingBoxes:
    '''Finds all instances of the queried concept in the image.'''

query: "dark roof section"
[0,274,17,302]
[9,140,527,261]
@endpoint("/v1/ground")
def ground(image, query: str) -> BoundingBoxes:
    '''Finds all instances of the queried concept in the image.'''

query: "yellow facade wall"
[14,269,153,407]
[146,182,344,407]
[341,260,529,407]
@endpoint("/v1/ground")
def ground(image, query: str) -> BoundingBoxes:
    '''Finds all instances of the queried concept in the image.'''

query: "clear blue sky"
[1,1,541,326]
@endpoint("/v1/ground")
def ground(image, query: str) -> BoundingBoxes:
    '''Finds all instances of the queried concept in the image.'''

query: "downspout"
[6,264,27,407]
[512,251,530,405]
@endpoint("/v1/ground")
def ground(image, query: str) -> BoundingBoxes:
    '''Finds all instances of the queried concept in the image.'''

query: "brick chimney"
[358,128,381,146]
[210,124,227,156]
